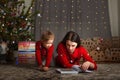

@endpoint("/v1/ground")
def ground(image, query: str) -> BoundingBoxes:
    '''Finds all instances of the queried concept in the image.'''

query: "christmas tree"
[0,0,36,42]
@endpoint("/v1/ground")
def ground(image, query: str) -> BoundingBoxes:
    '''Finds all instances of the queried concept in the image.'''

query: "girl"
[55,31,97,71]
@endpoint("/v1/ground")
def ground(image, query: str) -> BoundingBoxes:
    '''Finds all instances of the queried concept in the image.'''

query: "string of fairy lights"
[36,0,111,39]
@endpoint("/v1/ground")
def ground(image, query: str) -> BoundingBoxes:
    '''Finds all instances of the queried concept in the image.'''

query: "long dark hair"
[61,31,81,47]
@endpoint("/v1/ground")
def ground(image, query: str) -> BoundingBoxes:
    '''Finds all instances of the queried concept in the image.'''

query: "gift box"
[17,51,36,64]
[17,41,36,65]
[18,41,35,52]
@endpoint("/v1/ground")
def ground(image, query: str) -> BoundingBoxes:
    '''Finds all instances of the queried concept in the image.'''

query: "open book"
[56,65,93,74]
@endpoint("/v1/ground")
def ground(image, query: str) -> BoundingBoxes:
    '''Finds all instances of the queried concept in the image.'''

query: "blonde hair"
[41,30,54,41]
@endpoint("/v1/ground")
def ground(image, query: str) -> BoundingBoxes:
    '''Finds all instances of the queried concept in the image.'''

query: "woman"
[35,30,54,71]
[55,31,97,71]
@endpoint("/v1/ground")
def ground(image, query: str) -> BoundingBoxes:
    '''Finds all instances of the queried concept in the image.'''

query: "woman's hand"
[80,61,91,71]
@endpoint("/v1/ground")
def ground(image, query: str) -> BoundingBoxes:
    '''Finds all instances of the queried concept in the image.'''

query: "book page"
[72,65,93,73]
[56,68,78,74]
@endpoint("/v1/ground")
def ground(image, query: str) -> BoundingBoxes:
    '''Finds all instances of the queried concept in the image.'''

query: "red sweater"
[35,41,54,67]
[56,43,97,69]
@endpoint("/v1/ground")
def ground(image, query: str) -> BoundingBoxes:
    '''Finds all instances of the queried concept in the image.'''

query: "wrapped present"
[17,41,36,65]
[18,52,36,64]
[18,41,35,51]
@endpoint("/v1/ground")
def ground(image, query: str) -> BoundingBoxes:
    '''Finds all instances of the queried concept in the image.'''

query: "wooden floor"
[0,63,120,80]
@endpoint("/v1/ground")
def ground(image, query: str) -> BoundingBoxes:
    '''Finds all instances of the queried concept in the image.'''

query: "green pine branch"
[0,0,37,41]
